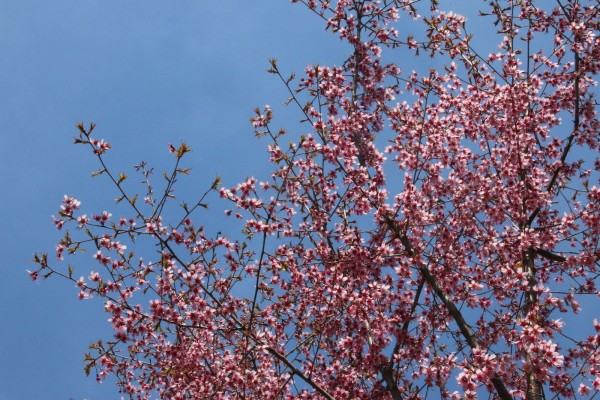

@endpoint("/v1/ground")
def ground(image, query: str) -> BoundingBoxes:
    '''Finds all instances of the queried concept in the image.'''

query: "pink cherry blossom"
[32,1,600,399]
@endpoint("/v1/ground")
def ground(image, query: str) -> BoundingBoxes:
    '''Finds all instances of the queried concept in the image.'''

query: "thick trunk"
[526,374,543,400]
[524,250,543,400]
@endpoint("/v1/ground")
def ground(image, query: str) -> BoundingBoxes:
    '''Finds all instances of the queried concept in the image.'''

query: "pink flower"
[145,222,156,233]
[92,211,112,226]
[52,216,65,230]
[59,195,81,217]
[27,270,39,281]
[77,214,89,227]
[55,245,65,260]
[91,138,111,155]
[578,383,590,396]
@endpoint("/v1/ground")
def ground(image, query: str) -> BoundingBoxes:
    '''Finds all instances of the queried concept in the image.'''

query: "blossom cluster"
[32,1,600,399]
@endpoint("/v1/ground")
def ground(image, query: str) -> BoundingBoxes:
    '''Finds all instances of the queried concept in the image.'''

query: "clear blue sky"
[0,1,345,399]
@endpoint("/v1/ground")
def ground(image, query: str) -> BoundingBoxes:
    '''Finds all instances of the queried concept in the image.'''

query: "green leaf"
[91,169,106,177]
[76,122,87,135]
[84,362,93,377]
[267,58,278,73]
[176,143,190,158]
[213,175,221,188]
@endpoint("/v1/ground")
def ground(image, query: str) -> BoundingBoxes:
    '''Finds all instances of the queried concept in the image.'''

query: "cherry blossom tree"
[31,0,599,399]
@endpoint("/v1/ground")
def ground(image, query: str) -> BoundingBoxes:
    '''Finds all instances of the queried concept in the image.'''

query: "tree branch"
[266,347,335,400]
[383,213,513,400]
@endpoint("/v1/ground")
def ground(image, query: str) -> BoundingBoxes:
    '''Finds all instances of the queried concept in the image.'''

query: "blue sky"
[0,1,346,399]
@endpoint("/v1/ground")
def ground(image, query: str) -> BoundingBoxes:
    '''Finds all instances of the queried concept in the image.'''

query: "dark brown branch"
[527,53,581,226]
[382,213,513,400]
[266,347,335,400]
[534,248,567,263]
[380,365,404,400]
